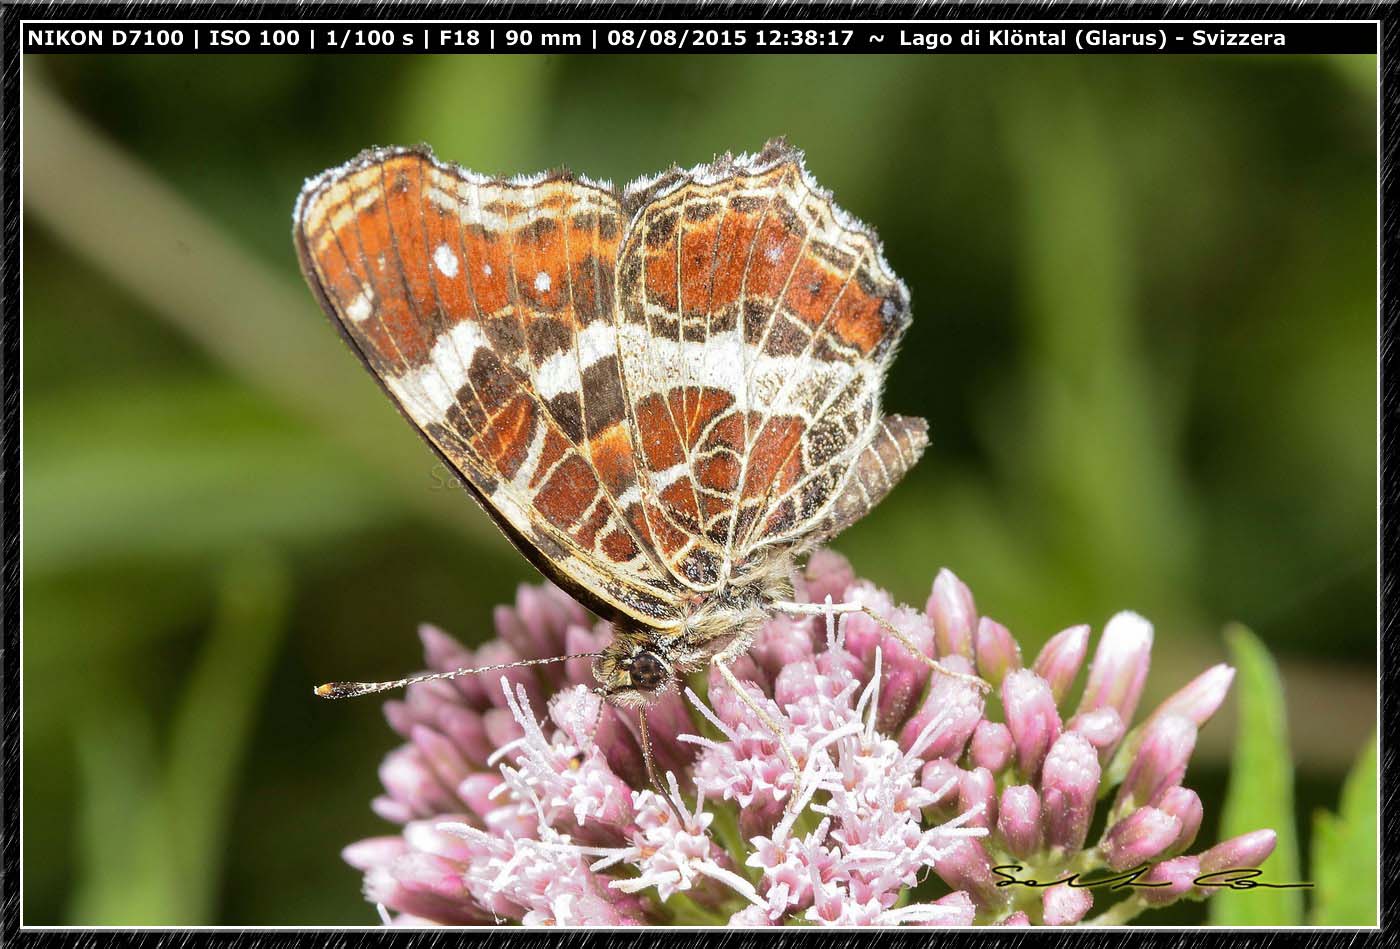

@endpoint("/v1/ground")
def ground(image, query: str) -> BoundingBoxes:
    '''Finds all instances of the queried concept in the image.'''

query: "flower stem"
[1081,896,1148,927]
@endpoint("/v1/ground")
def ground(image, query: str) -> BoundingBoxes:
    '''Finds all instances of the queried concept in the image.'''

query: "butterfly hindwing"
[616,141,916,585]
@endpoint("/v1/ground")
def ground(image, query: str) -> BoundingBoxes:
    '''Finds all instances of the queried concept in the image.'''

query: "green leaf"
[1310,733,1378,925]
[1209,624,1303,925]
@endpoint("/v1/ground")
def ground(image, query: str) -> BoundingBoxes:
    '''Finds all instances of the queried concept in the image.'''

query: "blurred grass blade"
[1310,733,1378,925]
[68,551,289,924]
[1210,624,1303,925]
[24,380,393,574]
[22,69,500,548]
[395,55,553,172]
[69,707,175,924]
[165,550,290,922]
[999,75,1195,623]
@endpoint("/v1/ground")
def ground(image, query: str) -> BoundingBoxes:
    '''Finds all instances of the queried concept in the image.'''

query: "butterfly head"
[593,629,680,708]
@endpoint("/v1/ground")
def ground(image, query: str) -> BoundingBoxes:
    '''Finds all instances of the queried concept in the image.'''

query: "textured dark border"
[1,1,1391,945]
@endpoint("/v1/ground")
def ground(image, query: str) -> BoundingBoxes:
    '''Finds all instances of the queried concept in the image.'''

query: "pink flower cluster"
[342,551,1274,926]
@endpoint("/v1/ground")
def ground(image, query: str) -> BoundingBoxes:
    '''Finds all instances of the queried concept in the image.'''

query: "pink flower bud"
[434,704,492,768]
[492,602,533,660]
[1198,829,1278,876]
[974,618,1022,687]
[1066,707,1126,766]
[803,548,855,605]
[901,656,984,761]
[482,707,523,750]
[921,759,962,806]
[932,838,1003,910]
[1153,786,1204,856]
[1103,806,1182,871]
[369,852,475,923]
[419,623,471,673]
[371,795,414,824]
[997,785,1042,859]
[1040,732,1100,851]
[1002,669,1062,781]
[411,723,471,789]
[404,819,476,863]
[1114,714,1197,815]
[342,835,409,871]
[927,568,977,659]
[998,911,1032,926]
[876,610,937,732]
[564,624,604,688]
[1149,663,1236,728]
[1042,882,1093,925]
[383,699,416,739]
[750,615,816,681]
[1138,855,1201,906]
[379,745,455,815]
[960,767,998,829]
[1032,624,1090,704]
[970,721,1014,773]
[513,584,569,661]
[1077,612,1153,724]
[923,891,976,926]
[838,584,894,663]
[456,773,502,819]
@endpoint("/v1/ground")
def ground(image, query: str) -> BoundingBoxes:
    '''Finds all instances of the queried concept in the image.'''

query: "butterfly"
[293,139,976,786]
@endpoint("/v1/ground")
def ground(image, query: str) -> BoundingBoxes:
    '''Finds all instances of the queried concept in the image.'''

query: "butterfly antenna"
[314,653,600,700]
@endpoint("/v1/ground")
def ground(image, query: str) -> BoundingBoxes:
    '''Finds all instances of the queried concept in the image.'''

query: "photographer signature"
[992,864,1313,891]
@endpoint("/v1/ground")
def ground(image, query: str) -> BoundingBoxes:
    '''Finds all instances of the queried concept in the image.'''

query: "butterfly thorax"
[592,552,795,708]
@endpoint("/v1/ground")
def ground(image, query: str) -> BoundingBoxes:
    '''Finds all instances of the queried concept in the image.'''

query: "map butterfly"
[293,139,973,785]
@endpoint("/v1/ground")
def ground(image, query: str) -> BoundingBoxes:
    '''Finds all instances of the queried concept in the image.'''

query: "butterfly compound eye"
[630,651,667,691]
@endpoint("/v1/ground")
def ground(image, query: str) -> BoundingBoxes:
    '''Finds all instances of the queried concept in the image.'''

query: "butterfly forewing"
[295,148,683,627]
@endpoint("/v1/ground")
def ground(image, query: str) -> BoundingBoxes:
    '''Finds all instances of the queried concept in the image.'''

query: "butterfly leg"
[709,647,807,815]
[773,599,991,693]
[636,706,664,793]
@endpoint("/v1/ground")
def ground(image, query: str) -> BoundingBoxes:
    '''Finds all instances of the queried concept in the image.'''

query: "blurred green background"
[22,52,1375,924]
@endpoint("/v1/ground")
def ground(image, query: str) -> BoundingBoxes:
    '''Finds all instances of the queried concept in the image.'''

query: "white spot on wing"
[433,243,459,277]
[346,287,374,323]
[535,271,552,294]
